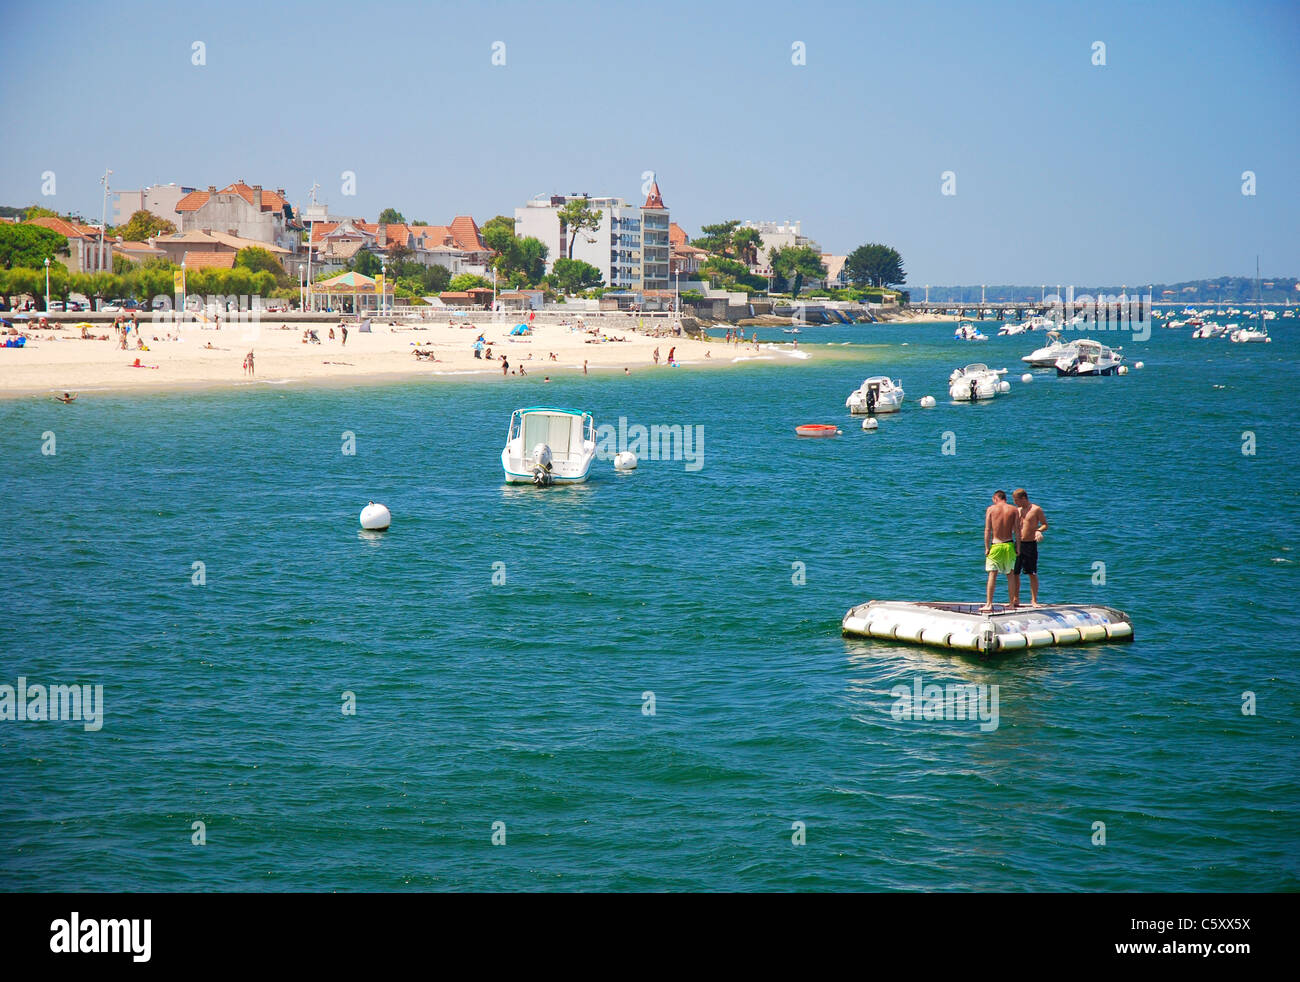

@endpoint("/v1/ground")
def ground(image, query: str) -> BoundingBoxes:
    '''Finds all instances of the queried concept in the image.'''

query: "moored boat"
[845,376,905,414]
[502,406,596,485]
[1055,338,1123,376]
[948,363,1003,401]
[1021,331,1077,367]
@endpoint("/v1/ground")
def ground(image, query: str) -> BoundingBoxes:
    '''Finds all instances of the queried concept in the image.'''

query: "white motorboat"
[1191,323,1228,339]
[502,406,596,485]
[996,322,1028,336]
[1022,314,1055,331]
[954,322,988,341]
[1055,339,1123,376]
[1229,328,1271,343]
[845,376,905,414]
[1021,331,1077,367]
[948,363,1003,401]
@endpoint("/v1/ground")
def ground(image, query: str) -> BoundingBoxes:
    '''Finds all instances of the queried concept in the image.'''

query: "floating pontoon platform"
[841,600,1134,655]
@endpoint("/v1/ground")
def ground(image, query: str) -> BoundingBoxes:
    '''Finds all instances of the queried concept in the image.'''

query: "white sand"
[0,315,776,398]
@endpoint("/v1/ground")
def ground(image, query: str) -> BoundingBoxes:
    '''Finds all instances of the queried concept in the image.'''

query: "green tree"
[235,246,288,283]
[845,243,906,288]
[113,255,136,275]
[771,245,827,296]
[119,209,176,241]
[550,258,604,294]
[23,205,60,222]
[730,227,763,266]
[349,251,383,277]
[449,273,492,292]
[377,208,406,225]
[0,223,68,269]
[557,199,603,259]
[480,215,516,254]
[693,220,741,255]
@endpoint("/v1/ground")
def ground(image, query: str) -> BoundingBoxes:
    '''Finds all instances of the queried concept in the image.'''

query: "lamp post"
[381,259,387,318]
[44,258,50,312]
[305,182,319,313]
[98,168,113,273]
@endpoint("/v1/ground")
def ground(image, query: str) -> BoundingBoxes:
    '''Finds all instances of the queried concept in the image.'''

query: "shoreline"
[0,317,817,400]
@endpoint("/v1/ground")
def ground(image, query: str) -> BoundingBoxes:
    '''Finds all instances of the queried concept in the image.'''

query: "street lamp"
[381,259,387,317]
[44,258,50,312]
[98,168,113,273]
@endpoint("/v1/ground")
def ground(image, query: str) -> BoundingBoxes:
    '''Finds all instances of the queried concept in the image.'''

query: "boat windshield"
[523,412,578,458]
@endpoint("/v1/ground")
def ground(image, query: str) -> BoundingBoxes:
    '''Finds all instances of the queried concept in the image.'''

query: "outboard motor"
[969,378,979,401]
[531,442,554,486]
[866,382,879,414]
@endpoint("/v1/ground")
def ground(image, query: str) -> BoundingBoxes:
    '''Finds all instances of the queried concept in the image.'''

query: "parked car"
[99,301,123,312]
[47,301,65,311]
[66,300,83,312]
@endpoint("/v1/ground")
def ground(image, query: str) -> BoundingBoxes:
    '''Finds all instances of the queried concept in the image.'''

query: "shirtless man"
[1011,489,1048,607]
[983,490,1020,612]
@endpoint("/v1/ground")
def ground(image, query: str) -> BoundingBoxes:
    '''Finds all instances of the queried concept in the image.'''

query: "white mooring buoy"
[1134,361,1144,369]
[1118,365,1129,375]
[614,451,638,471]
[1021,373,1033,383]
[919,396,937,408]
[360,501,391,531]
[862,417,879,431]
[997,380,1011,393]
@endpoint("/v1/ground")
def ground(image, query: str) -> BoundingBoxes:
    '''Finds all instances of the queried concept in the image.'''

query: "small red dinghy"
[795,423,840,437]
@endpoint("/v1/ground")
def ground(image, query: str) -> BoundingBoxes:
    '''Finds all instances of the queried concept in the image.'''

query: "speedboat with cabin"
[948,363,1003,401]
[845,376,905,414]
[1229,327,1270,343]
[502,406,596,485]
[1021,331,1077,367]
[1055,339,1123,376]
[954,322,988,341]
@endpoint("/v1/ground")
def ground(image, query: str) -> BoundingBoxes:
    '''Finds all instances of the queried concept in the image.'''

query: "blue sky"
[1,0,1295,284]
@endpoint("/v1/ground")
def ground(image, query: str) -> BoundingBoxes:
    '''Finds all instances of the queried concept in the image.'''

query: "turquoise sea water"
[1,322,1297,892]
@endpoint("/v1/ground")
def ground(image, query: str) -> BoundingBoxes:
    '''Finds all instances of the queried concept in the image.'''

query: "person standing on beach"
[502,357,509,376]
[653,347,660,365]
[341,325,348,346]
[667,346,676,365]
[1011,489,1047,607]
[583,360,588,375]
[983,490,1020,613]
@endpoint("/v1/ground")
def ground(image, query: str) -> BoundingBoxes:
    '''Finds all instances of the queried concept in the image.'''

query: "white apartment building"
[111,184,194,227]
[514,181,672,292]
[742,220,823,277]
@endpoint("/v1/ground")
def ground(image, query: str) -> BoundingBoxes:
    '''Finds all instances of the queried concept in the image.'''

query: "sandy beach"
[0,314,799,398]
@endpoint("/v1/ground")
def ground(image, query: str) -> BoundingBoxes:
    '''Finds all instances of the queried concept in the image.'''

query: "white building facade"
[514,182,672,292]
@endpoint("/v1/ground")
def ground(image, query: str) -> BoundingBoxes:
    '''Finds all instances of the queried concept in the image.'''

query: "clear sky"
[2,0,1295,285]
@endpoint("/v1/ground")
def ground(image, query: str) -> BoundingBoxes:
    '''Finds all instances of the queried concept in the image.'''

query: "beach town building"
[174,181,302,254]
[306,216,492,277]
[110,184,194,227]
[669,223,710,277]
[513,181,673,292]
[821,254,849,289]
[151,228,290,270]
[742,220,824,279]
[111,239,168,265]
[24,216,113,274]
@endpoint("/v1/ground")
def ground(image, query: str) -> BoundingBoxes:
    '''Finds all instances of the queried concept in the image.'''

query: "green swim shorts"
[985,541,1016,574]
